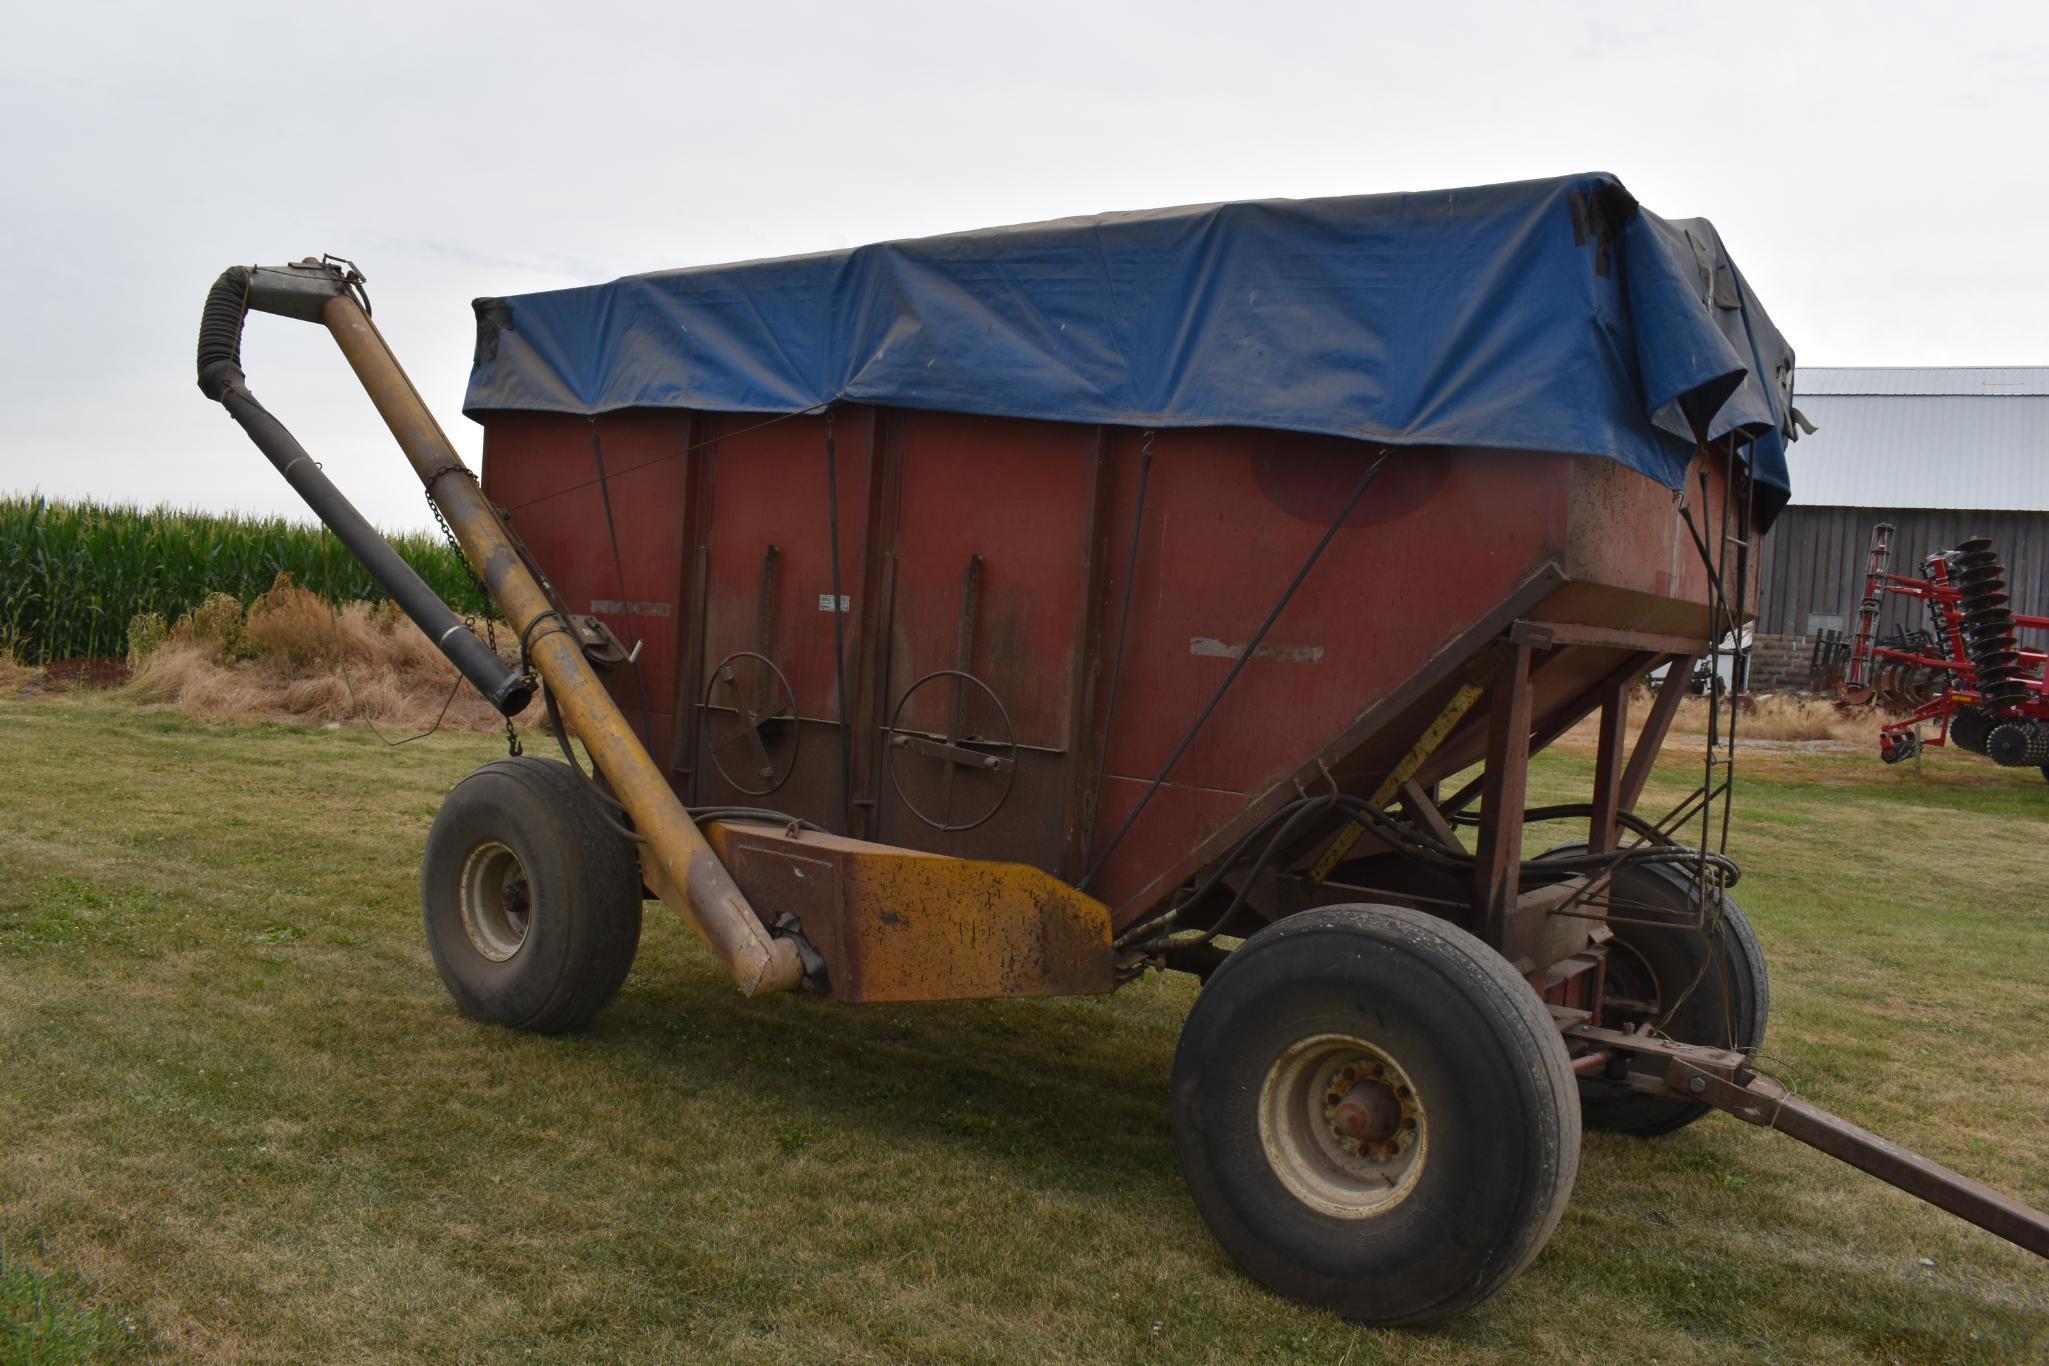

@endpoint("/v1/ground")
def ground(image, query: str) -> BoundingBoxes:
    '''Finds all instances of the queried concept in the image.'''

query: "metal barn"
[1749,367,2049,686]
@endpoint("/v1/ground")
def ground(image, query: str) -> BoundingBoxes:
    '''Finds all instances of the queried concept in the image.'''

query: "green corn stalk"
[0,494,493,664]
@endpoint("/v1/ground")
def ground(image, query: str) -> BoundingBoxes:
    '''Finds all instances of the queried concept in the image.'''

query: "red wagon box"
[197,173,2046,1325]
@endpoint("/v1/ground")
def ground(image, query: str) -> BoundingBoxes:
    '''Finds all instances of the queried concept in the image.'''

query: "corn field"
[0,495,490,663]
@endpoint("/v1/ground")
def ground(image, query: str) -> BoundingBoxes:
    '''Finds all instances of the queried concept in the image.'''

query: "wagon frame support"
[1568,1022,2049,1257]
[1473,640,1533,941]
[1464,635,1702,953]
[200,249,2049,1319]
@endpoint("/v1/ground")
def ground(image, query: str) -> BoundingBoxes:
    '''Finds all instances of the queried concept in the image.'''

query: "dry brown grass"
[1,657,64,700]
[1672,693,1876,742]
[0,647,34,698]
[1560,688,1886,750]
[124,577,521,734]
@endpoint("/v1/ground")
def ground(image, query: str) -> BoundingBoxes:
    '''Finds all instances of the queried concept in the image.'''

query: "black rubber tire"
[1171,904,1581,1326]
[421,757,643,1034]
[1544,845,1770,1137]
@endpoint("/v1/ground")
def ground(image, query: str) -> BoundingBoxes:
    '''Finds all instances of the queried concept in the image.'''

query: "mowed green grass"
[0,698,2044,1363]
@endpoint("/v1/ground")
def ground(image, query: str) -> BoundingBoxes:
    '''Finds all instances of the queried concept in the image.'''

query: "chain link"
[424,473,525,758]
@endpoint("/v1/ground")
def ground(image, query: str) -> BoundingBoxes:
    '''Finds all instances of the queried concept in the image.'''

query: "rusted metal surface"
[873,415,1100,868]
[320,297,803,998]
[1474,642,1534,943]
[1667,1061,2049,1260]
[1396,779,1457,850]
[1588,680,1630,853]
[668,506,711,783]
[1332,1078,1404,1146]
[1565,1021,1753,1088]
[1559,450,1750,637]
[1307,659,1493,884]
[1617,656,1693,815]
[695,410,882,833]
[478,399,1752,945]
[701,820,1113,1002]
[1499,878,1594,976]
[1510,619,1707,657]
[1108,566,1568,935]
[1260,1034,1429,1218]
[1568,1023,2049,1260]
[1436,645,1658,820]
[1061,432,1117,882]
[484,409,698,768]
[1080,442,1566,915]
[886,668,1018,832]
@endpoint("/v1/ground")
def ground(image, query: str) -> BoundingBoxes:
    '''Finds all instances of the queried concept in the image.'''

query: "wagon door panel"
[690,411,877,830]
[875,413,1098,869]
[482,409,691,766]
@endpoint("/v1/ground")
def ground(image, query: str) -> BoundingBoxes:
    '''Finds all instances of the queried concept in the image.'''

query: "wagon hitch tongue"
[1569,1022,2049,1258]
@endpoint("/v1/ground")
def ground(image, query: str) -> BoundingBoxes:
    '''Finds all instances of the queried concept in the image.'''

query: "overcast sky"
[3,0,2043,530]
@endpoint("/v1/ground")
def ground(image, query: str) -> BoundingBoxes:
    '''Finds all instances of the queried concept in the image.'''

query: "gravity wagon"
[197,173,2049,1324]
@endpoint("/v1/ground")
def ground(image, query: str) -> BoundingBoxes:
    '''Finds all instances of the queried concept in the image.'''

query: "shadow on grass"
[578,962,1188,1197]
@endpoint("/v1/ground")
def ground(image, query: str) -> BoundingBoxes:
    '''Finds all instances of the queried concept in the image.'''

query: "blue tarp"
[464,173,1795,522]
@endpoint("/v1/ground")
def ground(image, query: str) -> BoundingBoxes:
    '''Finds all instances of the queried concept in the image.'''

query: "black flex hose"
[1451,801,1670,846]
[196,266,252,400]
[195,265,532,717]
[1173,795,1341,948]
[1118,791,1740,950]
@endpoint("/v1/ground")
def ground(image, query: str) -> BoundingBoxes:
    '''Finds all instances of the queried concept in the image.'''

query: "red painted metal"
[1474,642,1534,945]
[479,406,1744,932]
[1831,524,2049,767]
[1588,680,1629,854]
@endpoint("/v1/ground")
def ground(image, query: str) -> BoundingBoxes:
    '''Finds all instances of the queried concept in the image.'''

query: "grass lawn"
[0,696,2044,1362]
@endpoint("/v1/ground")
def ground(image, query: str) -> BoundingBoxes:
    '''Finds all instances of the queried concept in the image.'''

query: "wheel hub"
[1259,1034,1428,1219]
[1326,1069,1417,1159]
[459,840,532,962]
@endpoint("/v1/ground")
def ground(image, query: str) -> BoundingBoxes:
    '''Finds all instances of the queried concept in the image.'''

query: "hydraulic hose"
[1116,791,1739,950]
[196,263,532,717]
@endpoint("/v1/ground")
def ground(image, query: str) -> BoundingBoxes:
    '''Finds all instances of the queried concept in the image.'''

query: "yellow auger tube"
[320,294,805,998]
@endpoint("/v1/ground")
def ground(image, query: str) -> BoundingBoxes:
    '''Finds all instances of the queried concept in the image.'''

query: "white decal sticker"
[590,599,672,618]
[1189,636,1324,664]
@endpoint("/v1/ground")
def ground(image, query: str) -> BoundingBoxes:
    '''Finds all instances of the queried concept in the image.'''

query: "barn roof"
[1796,367,2049,397]
[1789,368,2049,511]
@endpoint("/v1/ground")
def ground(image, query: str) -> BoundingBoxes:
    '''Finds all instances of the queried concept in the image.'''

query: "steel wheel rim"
[1258,1033,1427,1219]
[459,840,531,962]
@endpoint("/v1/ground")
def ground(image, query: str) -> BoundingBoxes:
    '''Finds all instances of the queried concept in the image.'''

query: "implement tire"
[1170,904,1580,1326]
[421,757,642,1034]
[1543,845,1770,1137]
